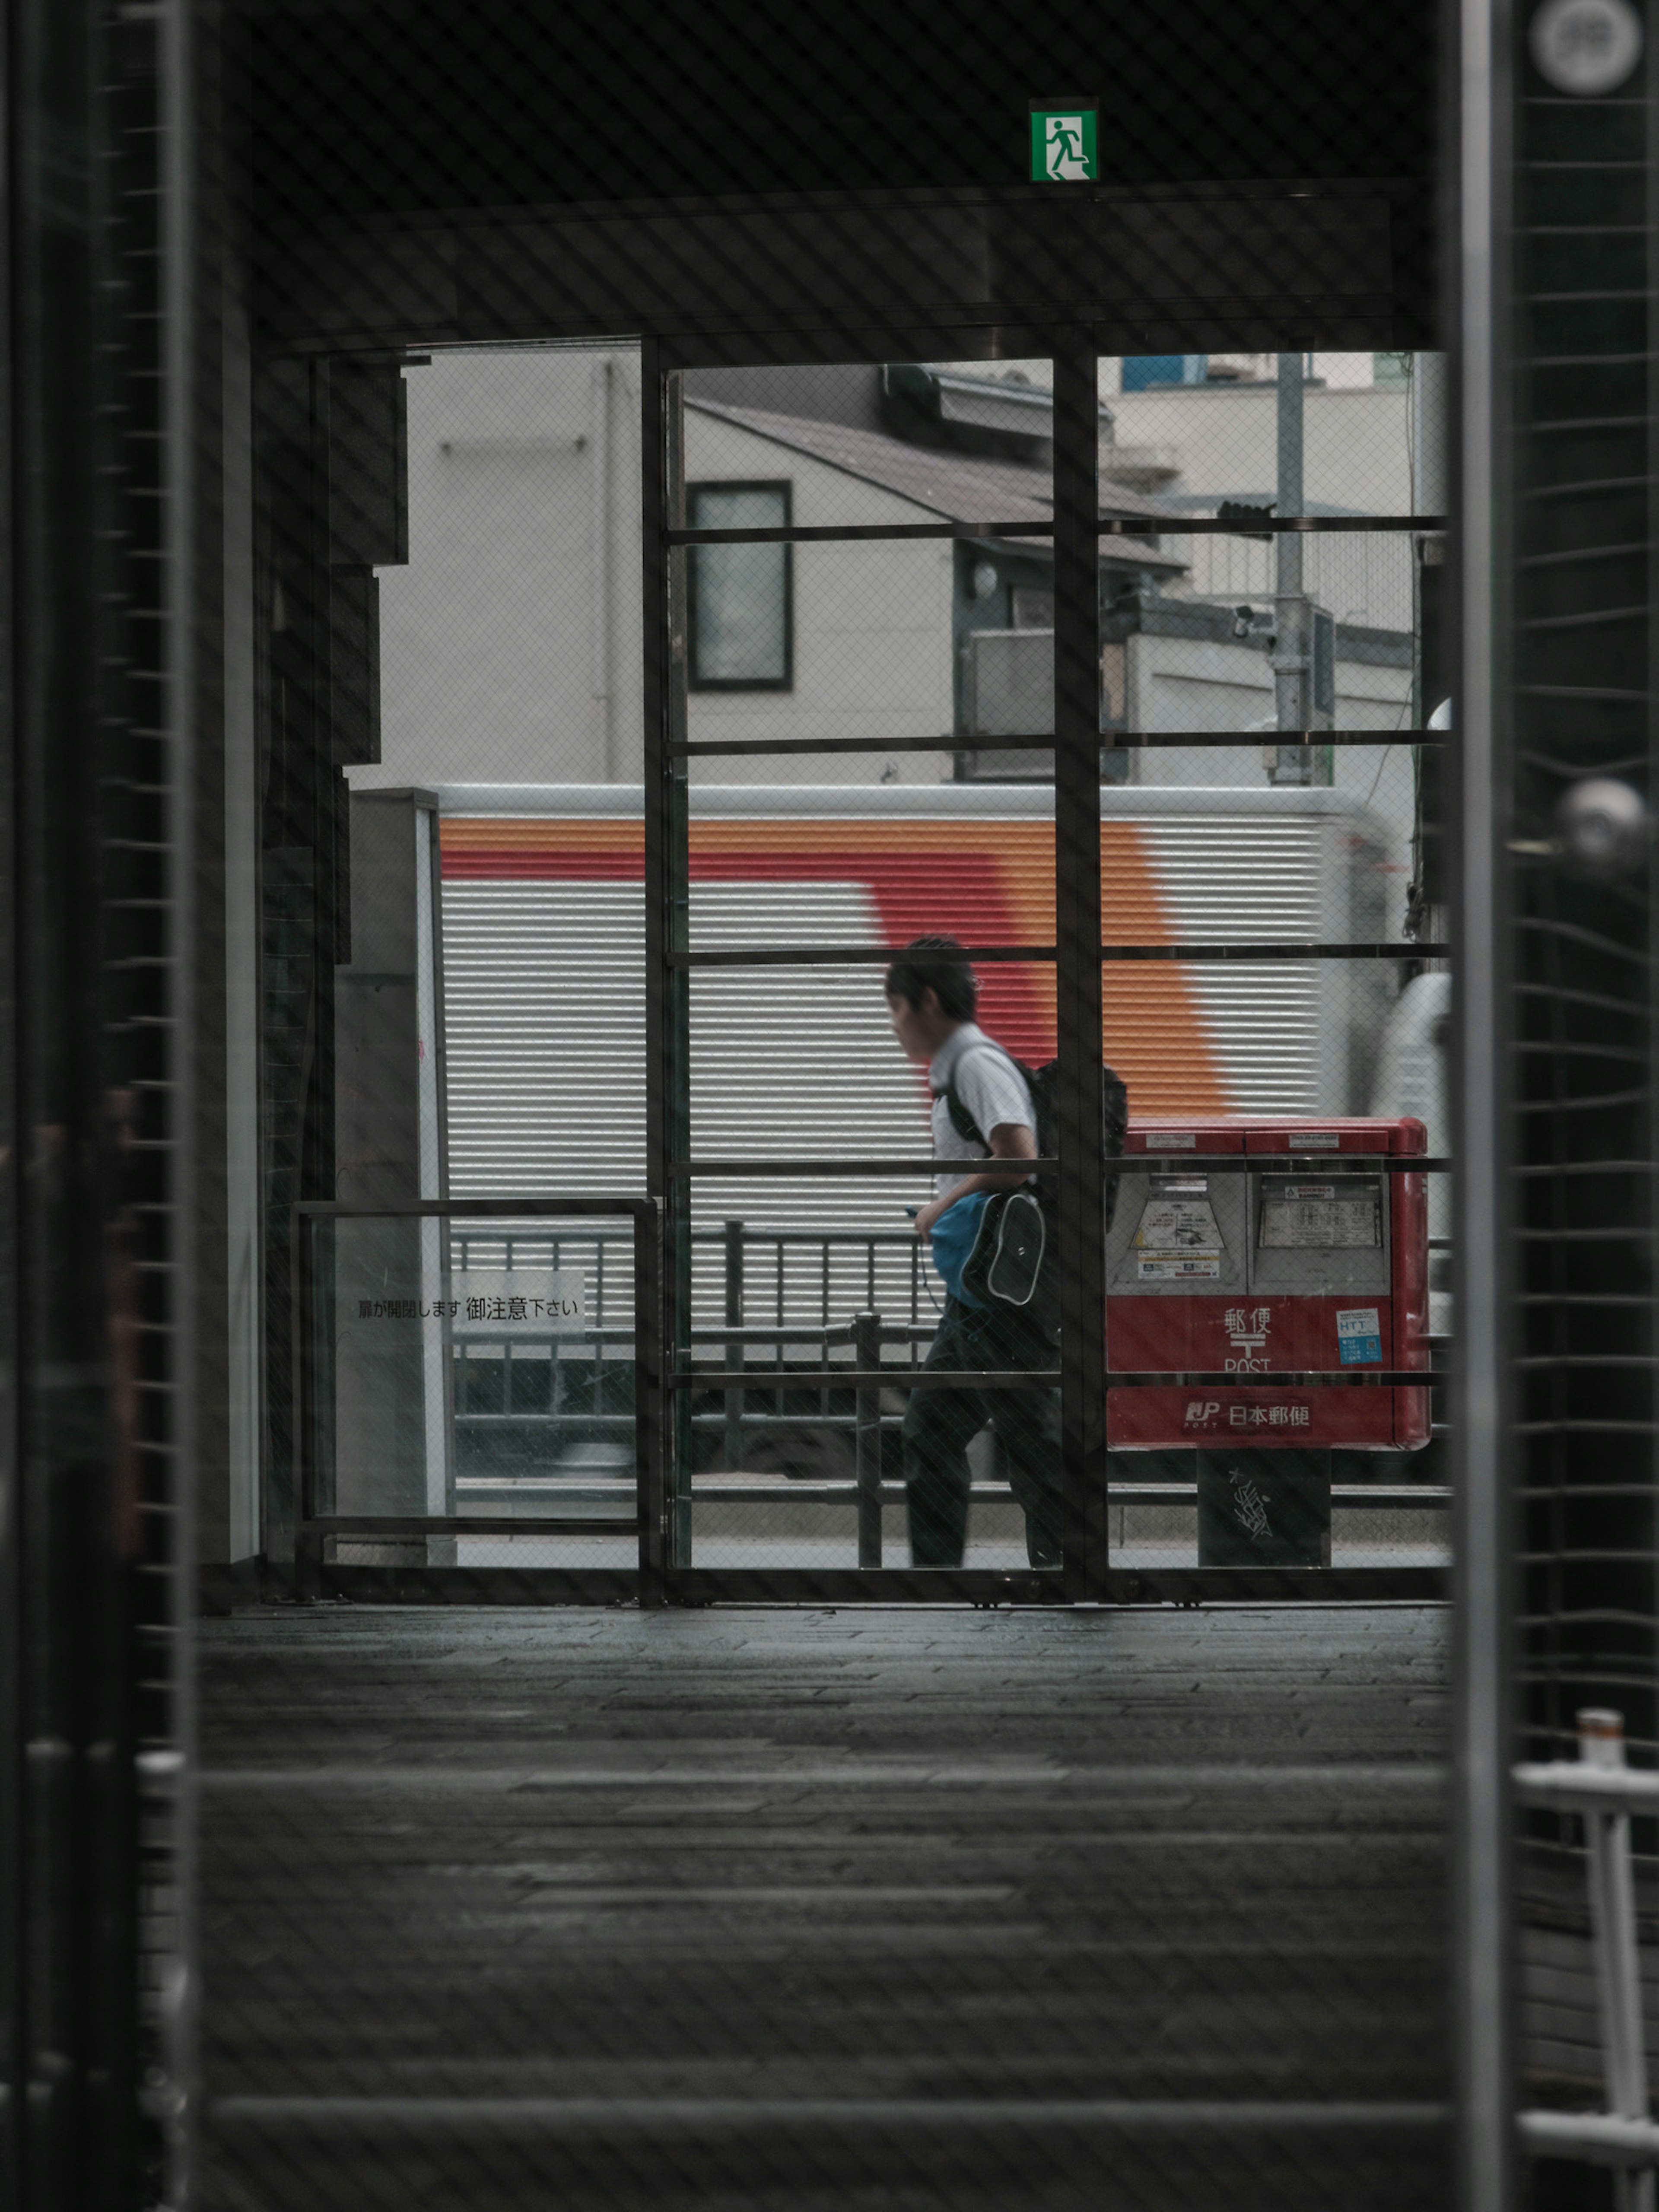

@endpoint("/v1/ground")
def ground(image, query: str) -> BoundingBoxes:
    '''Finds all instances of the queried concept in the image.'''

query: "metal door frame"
[267,312,1451,1610]
[640,322,1096,1607]
[247,161,1453,1606]
[290,1197,664,1603]
[636,319,1452,1608]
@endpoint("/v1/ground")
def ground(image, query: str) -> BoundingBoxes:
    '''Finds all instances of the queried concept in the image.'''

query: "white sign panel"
[345,1268,588,1334]
[453,1268,588,1333]
[1259,1183,1381,1251]
[1134,1191,1225,1281]
[1336,1307,1384,1366]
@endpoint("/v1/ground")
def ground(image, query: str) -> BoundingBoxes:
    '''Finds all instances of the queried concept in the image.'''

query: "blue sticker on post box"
[1336,1308,1383,1365]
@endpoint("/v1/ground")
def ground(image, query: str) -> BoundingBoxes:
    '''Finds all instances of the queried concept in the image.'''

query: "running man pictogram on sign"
[1029,100,1097,181]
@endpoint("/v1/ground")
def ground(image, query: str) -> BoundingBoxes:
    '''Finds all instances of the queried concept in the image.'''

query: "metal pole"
[724,1219,745,1473]
[1276,351,1304,589]
[590,353,613,778]
[1413,351,1452,519]
[1411,351,1451,733]
[1271,352,1313,783]
[634,1202,666,1598]
[1580,1713,1655,2212]
[1052,328,1109,1601]
[293,1215,321,1604]
[158,0,201,2189]
[1454,0,1517,2202]
[640,336,673,1592]
[854,1310,883,1568]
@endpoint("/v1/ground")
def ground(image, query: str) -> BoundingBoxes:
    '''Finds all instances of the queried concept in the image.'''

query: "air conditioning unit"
[960,627,1054,738]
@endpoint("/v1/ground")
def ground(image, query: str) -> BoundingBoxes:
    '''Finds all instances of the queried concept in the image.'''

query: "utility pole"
[1270,350,1314,784]
[1411,349,1450,734]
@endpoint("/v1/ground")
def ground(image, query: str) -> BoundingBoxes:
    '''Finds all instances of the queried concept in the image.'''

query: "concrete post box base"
[1197,1449,1333,1567]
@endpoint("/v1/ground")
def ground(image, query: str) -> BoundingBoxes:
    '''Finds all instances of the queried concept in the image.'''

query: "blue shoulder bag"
[927,1191,992,1310]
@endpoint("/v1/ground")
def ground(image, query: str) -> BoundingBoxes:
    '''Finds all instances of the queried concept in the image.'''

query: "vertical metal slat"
[1052,330,1109,1602]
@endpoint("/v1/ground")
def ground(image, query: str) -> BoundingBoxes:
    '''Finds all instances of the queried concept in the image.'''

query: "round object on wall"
[1555,776,1649,876]
[1529,0,1642,94]
[970,559,1000,601]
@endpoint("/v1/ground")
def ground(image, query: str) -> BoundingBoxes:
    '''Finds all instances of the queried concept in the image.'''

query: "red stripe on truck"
[440,816,1231,1116]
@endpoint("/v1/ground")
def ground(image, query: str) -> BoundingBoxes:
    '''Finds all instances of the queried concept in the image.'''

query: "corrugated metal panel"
[688,883,928,1168]
[1133,814,1328,1116]
[686,880,937,1322]
[442,877,936,1327]
[1136,816,1324,935]
[439,795,1376,1318]
[443,883,647,1195]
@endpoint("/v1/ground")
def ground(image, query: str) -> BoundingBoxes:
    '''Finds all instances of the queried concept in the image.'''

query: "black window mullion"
[641,340,688,1584]
[1052,330,1109,1601]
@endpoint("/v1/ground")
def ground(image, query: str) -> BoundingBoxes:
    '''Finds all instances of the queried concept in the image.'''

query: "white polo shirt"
[928,1023,1036,1199]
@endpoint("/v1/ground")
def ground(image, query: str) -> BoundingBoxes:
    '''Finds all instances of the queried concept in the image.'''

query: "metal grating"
[1499,0,1659,2183]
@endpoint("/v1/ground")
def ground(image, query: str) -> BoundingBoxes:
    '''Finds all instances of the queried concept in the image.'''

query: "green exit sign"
[1030,97,1098,182]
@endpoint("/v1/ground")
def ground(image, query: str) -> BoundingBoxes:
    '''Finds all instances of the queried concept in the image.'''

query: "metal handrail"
[1516,1711,1659,2199]
[299,1205,1445,1582]
[453,1476,1450,1508]
[446,1230,1439,1541]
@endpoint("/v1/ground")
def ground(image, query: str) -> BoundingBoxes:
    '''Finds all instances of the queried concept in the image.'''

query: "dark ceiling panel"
[248,0,1436,225]
[258,184,1419,355]
[456,202,995,333]
[992,196,1393,309]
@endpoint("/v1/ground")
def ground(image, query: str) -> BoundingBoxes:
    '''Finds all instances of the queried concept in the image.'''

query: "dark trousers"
[903,1296,1062,1569]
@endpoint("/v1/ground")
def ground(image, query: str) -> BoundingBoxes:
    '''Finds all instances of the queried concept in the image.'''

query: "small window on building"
[687,482,792,689]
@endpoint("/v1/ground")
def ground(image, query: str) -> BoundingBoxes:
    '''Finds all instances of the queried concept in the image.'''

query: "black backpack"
[938,1045,1130,1338]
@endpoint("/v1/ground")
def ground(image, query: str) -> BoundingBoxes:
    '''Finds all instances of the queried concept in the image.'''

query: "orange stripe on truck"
[439,815,1230,1116]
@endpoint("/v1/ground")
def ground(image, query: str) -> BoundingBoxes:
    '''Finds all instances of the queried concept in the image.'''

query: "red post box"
[1106,1116,1431,1452]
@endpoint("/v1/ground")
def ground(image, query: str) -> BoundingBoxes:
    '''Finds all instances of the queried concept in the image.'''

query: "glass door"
[645,332,1101,1598]
[643,333,1449,1603]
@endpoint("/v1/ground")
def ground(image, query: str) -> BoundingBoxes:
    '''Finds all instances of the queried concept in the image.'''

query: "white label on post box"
[1150,1132,1196,1149]
[1298,1132,1341,1149]
[1336,1307,1383,1364]
[1135,1192,1224,1279]
[1259,1182,1382,1249]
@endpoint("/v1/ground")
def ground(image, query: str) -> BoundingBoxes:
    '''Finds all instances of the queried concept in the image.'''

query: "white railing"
[1516,1709,1659,2209]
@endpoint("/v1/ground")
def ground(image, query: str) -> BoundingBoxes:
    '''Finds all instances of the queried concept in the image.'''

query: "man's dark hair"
[884,934,978,1022]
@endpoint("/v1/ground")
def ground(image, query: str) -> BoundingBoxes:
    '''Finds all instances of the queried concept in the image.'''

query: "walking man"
[886,935,1063,1569]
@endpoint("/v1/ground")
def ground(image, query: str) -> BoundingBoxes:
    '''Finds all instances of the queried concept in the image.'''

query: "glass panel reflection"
[310,1213,639,1567]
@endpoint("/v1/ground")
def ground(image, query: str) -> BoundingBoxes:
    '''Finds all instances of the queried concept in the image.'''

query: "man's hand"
[913,1122,1037,1239]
